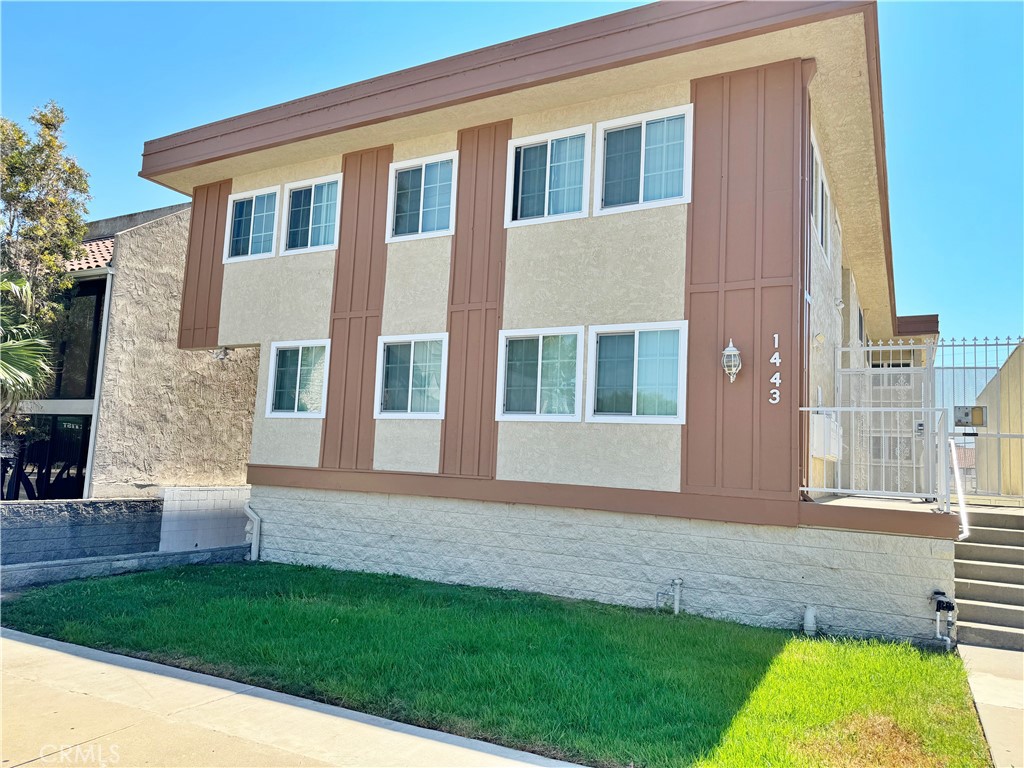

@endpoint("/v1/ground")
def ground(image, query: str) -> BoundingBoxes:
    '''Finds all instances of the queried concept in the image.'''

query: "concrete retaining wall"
[250,485,957,645]
[1,499,162,565]
[3,546,249,589]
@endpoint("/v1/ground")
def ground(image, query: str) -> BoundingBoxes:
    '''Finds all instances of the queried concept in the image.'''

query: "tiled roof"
[67,237,115,272]
[956,445,976,470]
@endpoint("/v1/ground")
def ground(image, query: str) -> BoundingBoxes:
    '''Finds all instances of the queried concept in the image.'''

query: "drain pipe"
[672,578,682,615]
[243,503,262,562]
[803,606,818,637]
[930,590,957,651]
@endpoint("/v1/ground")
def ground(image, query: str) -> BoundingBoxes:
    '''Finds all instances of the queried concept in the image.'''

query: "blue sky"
[2,2,1021,339]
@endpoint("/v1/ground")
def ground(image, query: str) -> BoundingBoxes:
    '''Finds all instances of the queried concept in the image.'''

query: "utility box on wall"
[954,406,987,428]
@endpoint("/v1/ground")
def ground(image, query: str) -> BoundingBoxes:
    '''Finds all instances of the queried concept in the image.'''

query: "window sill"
[504,210,588,230]
[223,251,276,265]
[374,412,445,421]
[495,413,582,423]
[264,411,325,420]
[585,414,685,425]
[281,244,338,258]
[385,229,453,245]
[593,196,688,218]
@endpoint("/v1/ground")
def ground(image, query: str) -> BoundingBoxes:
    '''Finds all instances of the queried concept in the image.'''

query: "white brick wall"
[160,487,250,552]
[249,486,956,644]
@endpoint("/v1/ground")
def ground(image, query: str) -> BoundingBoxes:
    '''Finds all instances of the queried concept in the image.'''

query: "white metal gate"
[934,337,1023,501]
[804,337,1023,505]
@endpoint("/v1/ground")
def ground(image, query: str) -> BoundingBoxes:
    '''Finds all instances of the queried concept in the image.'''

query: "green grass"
[2,563,989,768]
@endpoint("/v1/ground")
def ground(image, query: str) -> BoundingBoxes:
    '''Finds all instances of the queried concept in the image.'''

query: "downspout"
[243,503,262,562]
[82,265,115,499]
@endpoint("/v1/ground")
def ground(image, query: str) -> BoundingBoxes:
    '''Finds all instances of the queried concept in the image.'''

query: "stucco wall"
[219,250,334,347]
[89,211,258,498]
[250,342,324,467]
[250,485,956,644]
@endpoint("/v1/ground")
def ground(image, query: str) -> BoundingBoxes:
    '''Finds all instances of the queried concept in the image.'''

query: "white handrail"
[948,438,970,541]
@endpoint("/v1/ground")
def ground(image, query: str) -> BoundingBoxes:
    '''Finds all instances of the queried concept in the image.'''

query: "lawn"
[2,563,989,768]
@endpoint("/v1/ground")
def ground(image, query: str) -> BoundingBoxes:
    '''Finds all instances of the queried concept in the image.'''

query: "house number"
[768,333,782,405]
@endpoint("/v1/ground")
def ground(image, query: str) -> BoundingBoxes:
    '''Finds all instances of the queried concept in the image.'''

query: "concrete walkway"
[2,630,577,768]
[959,644,1024,768]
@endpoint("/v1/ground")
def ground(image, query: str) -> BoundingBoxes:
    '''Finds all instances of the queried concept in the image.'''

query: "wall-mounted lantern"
[721,339,741,383]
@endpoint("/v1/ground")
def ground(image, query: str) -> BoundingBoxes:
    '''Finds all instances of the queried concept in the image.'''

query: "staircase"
[955,508,1024,650]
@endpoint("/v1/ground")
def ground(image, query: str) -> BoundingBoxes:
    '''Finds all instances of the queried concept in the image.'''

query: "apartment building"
[139,1,958,642]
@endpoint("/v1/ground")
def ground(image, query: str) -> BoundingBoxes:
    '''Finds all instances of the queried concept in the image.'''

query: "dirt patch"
[799,714,946,768]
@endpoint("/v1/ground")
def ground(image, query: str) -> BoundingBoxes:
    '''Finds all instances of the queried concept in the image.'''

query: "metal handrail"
[948,437,970,540]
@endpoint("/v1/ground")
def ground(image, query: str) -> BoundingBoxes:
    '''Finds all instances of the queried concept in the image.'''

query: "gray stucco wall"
[88,210,259,498]
[1,499,162,564]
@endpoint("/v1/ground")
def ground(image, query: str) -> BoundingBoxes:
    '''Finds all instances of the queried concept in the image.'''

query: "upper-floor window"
[373,333,449,419]
[586,321,687,424]
[495,327,583,422]
[266,339,330,418]
[282,175,342,255]
[811,140,831,260]
[595,106,693,215]
[385,153,458,242]
[504,127,592,227]
[224,187,277,262]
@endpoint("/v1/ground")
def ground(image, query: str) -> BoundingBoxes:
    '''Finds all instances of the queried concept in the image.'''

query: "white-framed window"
[585,320,687,425]
[223,187,278,263]
[503,127,592,228]
[811,138,831,260]
[594,105,694,216]
[280,174,342,256]
[266,339,330,418]
[373,333,449,419]
[495,326,584,422]
[385,152,458,243]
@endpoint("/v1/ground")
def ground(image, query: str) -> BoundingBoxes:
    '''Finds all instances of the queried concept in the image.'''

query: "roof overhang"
[140,0,908,337]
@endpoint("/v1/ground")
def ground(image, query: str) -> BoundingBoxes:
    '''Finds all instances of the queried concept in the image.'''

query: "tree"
[0,102,89,433]
[1,101,90,325]
[0,274,53,420]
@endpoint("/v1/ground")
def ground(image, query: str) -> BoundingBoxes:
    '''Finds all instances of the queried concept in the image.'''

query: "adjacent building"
[138,2,960,641]
[3,205,258,501]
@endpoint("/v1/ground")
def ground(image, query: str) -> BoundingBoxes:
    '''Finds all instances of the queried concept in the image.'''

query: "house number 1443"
[768,333,782,405]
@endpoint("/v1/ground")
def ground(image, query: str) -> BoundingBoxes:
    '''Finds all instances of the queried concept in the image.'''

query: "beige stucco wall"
[371,134,457,472]
[497,87,689,491]
[232,156,343,195]
[249,341,324,468]
[219,250,334,348]
[251,485,956,645]
[89,211,259,498]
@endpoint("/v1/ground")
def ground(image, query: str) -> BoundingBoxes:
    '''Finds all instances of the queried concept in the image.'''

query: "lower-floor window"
[0,414,91,500]
[374,333,449,419]
[267,340,330,417]
[586,321,687,424]
[496,327,583,421]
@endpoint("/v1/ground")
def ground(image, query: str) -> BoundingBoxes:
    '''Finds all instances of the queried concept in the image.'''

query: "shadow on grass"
[0,562,792,767]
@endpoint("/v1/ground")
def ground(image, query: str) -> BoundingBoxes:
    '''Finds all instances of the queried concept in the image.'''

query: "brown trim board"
[319,145,393,471]
[683,59,804,500]
[178,179,230,350]
[440,120,511,478]
[896,314,939,338]
[140,2,874,180]
[246,463,960,540]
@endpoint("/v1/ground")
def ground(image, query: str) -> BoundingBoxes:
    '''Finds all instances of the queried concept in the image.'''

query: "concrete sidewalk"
[959,644,1024,768]
[2,630,578,768]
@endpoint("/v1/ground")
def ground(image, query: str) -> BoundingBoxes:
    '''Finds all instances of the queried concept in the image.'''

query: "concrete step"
[955,559,1024,585]
[957,599,1024,629]
[955,578,1024,606]
[955,542,1024,566]
[958,621,1024,651]
[967,526,1024,547]
[968,509,1024,531]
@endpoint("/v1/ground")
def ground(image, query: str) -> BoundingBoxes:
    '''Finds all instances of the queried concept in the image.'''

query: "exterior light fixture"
[721,339,741,383]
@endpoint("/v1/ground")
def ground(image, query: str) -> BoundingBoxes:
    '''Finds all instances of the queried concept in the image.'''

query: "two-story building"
[139,1,957,642]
